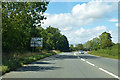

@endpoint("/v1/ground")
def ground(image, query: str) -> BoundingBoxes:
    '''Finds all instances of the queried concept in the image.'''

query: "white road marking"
[81,58,85,61]
[81,59,119,79]
[86,61,95,66]
[74,53,76,56]
[99,68,120,79]
[0,77,2,80]
[80,54,119,78]
[23,65,27,66]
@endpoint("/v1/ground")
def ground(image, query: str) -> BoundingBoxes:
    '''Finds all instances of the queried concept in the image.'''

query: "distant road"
[2,51,119,78]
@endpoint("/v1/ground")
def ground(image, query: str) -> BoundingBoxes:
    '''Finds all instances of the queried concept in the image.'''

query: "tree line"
[70,32,115,51]
[2,2,69,54]
[84,32,114,51]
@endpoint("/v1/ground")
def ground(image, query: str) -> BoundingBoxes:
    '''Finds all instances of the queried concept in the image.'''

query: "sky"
[41,1,118,45]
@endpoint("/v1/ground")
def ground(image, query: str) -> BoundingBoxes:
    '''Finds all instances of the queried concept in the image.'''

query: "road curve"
[2,52,119,79]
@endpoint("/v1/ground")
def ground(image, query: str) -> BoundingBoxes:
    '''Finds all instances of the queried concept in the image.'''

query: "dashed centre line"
[80,58,119,79]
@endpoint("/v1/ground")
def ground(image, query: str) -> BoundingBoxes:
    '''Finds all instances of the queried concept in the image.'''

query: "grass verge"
[1,50,60,75]
[87,45,119,60]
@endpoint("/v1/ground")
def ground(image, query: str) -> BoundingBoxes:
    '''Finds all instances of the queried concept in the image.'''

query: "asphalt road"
[2,52,119,78]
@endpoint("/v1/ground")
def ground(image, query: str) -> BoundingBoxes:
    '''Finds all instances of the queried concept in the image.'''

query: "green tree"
[76,44,84,50]
[84,40,93,51]
[91,37,100,50]
[84,32,113,51]
[70,44,74,51]
[58,35,69,51]
[42,26,69,51]
[99,32,113,49]
[2,2,48,53]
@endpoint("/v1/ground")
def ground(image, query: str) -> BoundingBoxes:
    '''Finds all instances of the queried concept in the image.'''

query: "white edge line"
[86,61,95,66]
[80,57,119,79]
[81,58,85,61]
[0,77,2,80]
[99,67,120,79]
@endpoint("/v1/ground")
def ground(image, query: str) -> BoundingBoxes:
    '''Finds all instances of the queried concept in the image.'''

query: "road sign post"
[30,38,43,52]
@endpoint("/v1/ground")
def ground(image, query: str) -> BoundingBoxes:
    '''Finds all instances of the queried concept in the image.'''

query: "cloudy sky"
[41,1,118,45]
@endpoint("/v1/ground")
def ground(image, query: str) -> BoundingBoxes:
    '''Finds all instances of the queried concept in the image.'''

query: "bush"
[2,52,58,75]
[88,44,119,59]
[1,66,9,74]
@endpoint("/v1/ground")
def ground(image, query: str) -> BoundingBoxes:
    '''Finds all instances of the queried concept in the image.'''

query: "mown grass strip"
[88,49,119,60]
[1,52,57,75]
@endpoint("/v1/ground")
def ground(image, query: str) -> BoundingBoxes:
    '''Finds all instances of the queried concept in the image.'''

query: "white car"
[79,50,84,54]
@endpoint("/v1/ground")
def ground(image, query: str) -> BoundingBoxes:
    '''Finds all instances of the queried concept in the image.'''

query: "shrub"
[2,52,58,74]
